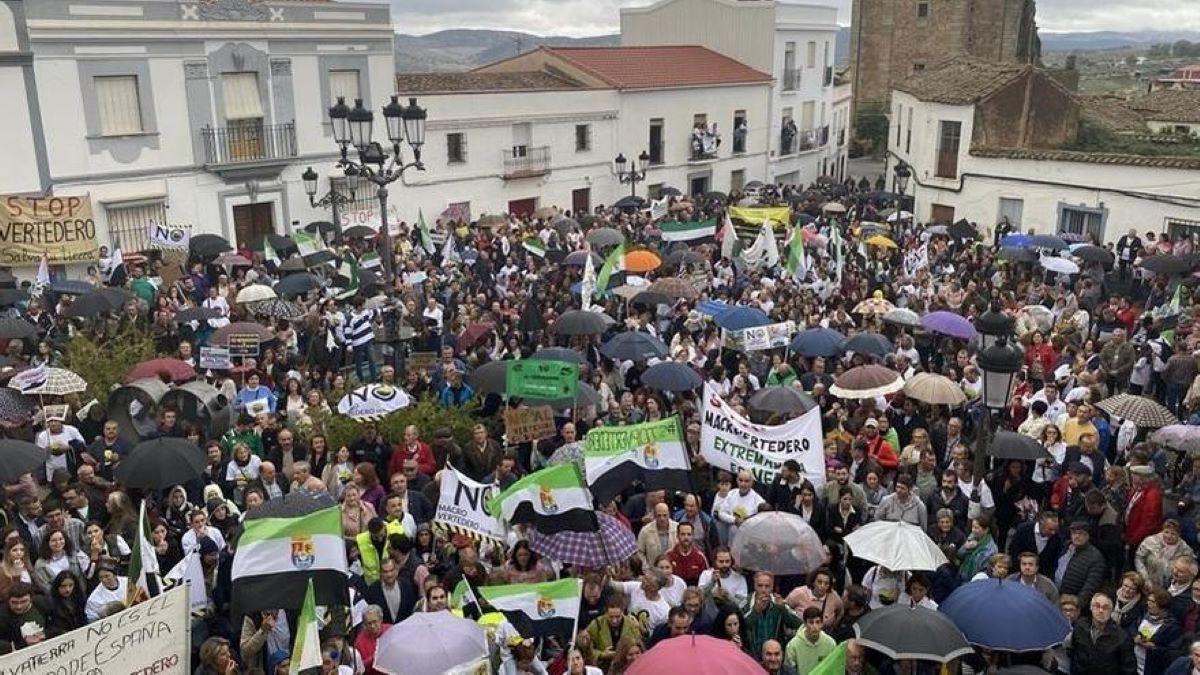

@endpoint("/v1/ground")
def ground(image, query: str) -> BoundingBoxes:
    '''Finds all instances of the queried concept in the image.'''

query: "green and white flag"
[451,578,482,620]
[785,227,808,282]
[719,212,738,260]
[660,218,717,242]
[289,579,322,675]
[596,243,626,293]
[478,578,581,643]
[263,235,280,265]
[522,236,547,258]
[359,251,381,269]
[831,223,844,284]
[583,416,691,504]
[417,209,435,254]
[335,258,360,300]
[231,505,348,616]
[126,500,160,606]
[486,463,596,534]
[581,249,597,310]
[294,230,323,257]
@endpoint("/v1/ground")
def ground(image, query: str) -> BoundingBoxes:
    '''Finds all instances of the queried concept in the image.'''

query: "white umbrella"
[822,202,847,214]
[843,520,948,571]
[730,512,826,575]
[1039,255,1080,276]
[235,284,277,304]
[885,210,914,222]
[337,383,411,421]
[374,611,488,675]
[882,307,921,328]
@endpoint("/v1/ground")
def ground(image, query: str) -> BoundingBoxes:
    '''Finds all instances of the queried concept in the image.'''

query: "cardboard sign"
[723,320,795,351]
[0,194,99,265]
[408,351,438,372]
[226,333,260,358]
[198,346,232,370]
[505,360,579,400]
[147,221,190,250]
[503,405,557,444]
[245,397,271,416]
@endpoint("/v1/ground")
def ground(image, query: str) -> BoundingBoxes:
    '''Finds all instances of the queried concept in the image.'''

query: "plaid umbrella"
[853,297,895,316]
[529,512,635,567]
[10,367,87,396]
[648,277,699,300]
[1096,394,1178,428]
[248,298,306,320]
[830,364,904,400]
[547,441,585,469]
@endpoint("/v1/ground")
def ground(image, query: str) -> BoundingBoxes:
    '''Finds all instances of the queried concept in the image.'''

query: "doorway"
[507,198,537,218]
[930,204,956,225]
[689,175,709,196]
[233,202,274,249]
[571,188,590,215]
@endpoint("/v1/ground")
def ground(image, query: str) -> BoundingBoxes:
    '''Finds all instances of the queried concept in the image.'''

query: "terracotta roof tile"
[1078,95,1148,134]
[396,71,582,94]
[1129,90,1200,124]
[895,58,1029,104]
[541,46,772,90]
[971,147,1200,170]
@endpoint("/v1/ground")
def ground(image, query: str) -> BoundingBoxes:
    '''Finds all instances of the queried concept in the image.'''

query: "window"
[730,169,745,193]
[806,41,817,68]
[732,110,747,153]
[222,72,263,121]
[783,43,797,90]
[895,103,902,146]
[693,113,707,127]
[801,101,815,131]
[781,107,795,154]
[649,119,664,164]
[905,107,913,153]
[105,200,167,252]
[95,75,143,136]
[446,132,466,164]
[998,198,1024,229]
[917,2,929,18]
[936,120,962,178]
[1059,205,1105,242]
[913,63,926,74]
[329,69,360,105]
[647,183,664,200]
[575,124,591,152]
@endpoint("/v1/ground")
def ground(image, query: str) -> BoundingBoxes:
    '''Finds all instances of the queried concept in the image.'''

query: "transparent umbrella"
[729,511,826,575]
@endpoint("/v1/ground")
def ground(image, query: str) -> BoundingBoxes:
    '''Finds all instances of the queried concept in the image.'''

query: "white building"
[395,45,774,219]
[620,0,848,186]
[0,0,394,272]
[885,58,1200,244]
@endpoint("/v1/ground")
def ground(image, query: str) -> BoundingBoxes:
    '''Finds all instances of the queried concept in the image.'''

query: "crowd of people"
[0,173,1199,675]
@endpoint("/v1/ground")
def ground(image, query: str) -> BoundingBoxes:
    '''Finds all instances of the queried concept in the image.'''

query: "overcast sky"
[388,0,1200,37]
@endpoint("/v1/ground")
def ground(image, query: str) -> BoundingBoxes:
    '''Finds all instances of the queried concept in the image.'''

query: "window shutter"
[95,76,143,136]
[460,133,468,162]
[329,69,360,105]
[105,201,167,252]
[223,72,263,121]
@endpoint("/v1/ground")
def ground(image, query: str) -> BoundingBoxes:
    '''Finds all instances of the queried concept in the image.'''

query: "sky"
[387,0,1200,38]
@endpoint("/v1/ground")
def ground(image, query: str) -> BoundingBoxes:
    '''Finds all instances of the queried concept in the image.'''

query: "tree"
[854,102,889,157]
[64,326,157,404]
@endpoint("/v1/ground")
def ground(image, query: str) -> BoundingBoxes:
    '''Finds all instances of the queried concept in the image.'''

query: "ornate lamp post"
[614,150,650,198]
[972,337,1024,504]
[301,165,357,244]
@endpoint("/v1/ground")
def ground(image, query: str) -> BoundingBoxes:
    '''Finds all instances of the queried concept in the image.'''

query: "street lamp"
[975,305,1015,351]
[614,150,651,198]
[893,160,912,197]
[971,337,1024,498]
[327,95,427,283]
[301,166,355,244]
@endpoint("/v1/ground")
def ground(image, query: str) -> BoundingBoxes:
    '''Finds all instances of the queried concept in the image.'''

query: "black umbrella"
[343,225,377,239]
[854,605,973,662]
[277,257,307,272]
[842,332,893,358]
[664,249,707,267]
[245,487,337,520]
[173,306,222,324]
[631,291,672,309]
[562,250,602,268]
[304,220,338,236]
[114,437,207,490]
[1028,234,1068,251]
[613,195,646,210]
[466,361,508,395]
[0,390,36,424]
[748,386,817,415]
[790,327,846,358]
[552,310,615,336]
[530,347,583,364]
[0,440,46,482]
[704,191,727,201]
[660,186,683,197]
[304,250,338,267]
[988,431,1052,461]
[745,180,765,190]
[642,361,703,392]
[93,287,133,310]
[0,318,36,340]
[998,246,1037,263]
[50,280,94,295]
[948,219,978,241]
[0,289,29,307]
[601,332,669,361]
[62,293,114,318]
[1141,254,1193,276]
[1072,245,1114,268]
[274,273,322,299]
[251,233,297,254]
[190,233,233,258]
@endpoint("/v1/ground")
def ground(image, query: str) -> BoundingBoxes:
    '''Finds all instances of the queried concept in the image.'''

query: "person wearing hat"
[859,418,899,474]
[1055,519,1107,608]
[1126,464,1165,553]
[1052,462,1095,523]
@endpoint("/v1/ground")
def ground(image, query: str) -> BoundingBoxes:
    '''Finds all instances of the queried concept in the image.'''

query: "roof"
[396,71,583,95]
[971,147,1200,170]
[895,58,1030,105]
[1128,90,1200,123]
[1078,95,1148,134]
[539,46,773,90]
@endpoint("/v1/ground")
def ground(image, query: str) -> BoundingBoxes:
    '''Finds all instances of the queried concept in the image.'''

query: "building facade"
[620,0,847,186]
[0,0,394,270]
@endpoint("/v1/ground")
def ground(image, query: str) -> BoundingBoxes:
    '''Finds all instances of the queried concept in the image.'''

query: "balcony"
[201,121,296,179]
[819,125,830,147]
[688,131,721,163]
[824,66,834,87]
[502,145,551,179]
[798,129,818,152]
[782,68,800,91]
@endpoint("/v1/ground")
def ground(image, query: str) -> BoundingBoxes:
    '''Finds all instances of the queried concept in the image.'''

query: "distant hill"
[1040,30,1200,53]
[395,29,619,72]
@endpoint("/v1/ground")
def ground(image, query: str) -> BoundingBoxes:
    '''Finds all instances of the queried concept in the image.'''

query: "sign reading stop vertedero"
[505,360,579,400]
[0,194,99,265]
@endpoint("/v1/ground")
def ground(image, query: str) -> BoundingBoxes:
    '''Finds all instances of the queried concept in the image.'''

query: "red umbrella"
[458,322,495,351]
[627,635,766,675]
[124,358,196,384]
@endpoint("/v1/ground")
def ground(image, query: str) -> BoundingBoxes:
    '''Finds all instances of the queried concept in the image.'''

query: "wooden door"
[930,204,956,225]
[571,188,590,215]
[233,202,274,249]
[507,198,537,218]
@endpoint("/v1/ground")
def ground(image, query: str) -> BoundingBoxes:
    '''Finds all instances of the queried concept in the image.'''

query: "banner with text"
[727,206,791,226]
[341,203,402,237]
[0,194,99,265]
[435,463,506,542]
[504,406,557,444]
[699,384,825,487]
[506,360,579,400]
[0,585,190,675]
[147,221,191,250]
[723,320,796,351]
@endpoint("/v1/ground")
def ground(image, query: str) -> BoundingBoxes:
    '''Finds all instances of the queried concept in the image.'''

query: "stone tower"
[850,0,1039,115]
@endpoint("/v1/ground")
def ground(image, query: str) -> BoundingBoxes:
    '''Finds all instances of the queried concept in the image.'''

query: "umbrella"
[552,309,615,336]
[1039,255,1080,276]
[630,291,672,309]
[190,233,233,258]
[1029,234,1068,250]
[626,635,766,675]
[0,440,46,482]
[948,220,978,240]
[215,252,253,267]
[526,381,601,409]
[925,224,949,236]
[62,293,114,319]
[562,250,602,267]
[586,227,624,249]
[998,246,1037,263]
[903,372,967,406]
[458,323,495,351]
[664,249,707,267]
[466,361,508,395]
[248,298,306,320]
[1095,393,1179,428]
[855,605,972,662]
[790,327,846,358]
[211,322,275,346]
[624,249,663,273]
[885,210,914,222]
[93,287,134,310]
[374,611,488,675]
[602,332,669,361]
[748,386,818,415]
[11,367,87,396]
[530,347,583,364]
[1020,304,1054,332]
[114,437,207,490]
[730,511,826,575]
[249,233,296,254]
[853,297,895,316]
[842,332,893,358]
[235,284,277,304]
[843,520,948,571]
[714,306,769,331]
[303,250,338,267]
[882,307,921,328]
[548,441,585,469]
[830,364,903,399]
[860,222,890,235]
[0,318,35,341]
[614,195,646,210]
[648,277,699,300]
[477,213,507,228]
[273,271,321,297]
[0,289,28,307]
[245,489,337,520]
[0,390,36,424]
[1072,245,1114,267]
[822,202,847,214]
[124,358,196,384]
[337,383,411,421]
[1150,425,1200,454]
[304,220,337,236]
[659,186,683,197]
[173,306,222,324]
[343,225,377,239]
[704,190,727,201]
[940,579,1070,651]
[276,257,306,273]
[529,512,637,567]
[920,311,978,340]
[49,280,94,296]
[1001,233,1032,248]
[642,362,703,392]
[988,430,1052,460]
[1141,254,1193,276]
[865,234,898,249]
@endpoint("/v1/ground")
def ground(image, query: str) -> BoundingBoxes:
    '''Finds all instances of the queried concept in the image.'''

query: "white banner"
[699,384,825,488]
[723,320,795,351]
[147,221,191,250]
[198,346,231,370]
[0,585,190,675]
[340,204,402,236]
[435,463,506,542]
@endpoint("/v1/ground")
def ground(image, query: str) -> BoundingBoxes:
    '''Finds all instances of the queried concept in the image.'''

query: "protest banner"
[199,346,232,370]
[503,405,557,444]
[727,205,791,226]
[435,463,506,542]
[505,360,578,400]
[723,320,796,351]
[0,194,99,265]
[147,221,191,250]
[0,585,190,675]
[340,203,402,236]
[407,351,438,373]
[583,416,692,503]
[227,333,261,358]
[699,384,825,487]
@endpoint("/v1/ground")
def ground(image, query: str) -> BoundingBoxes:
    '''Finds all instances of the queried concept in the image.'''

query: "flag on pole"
[831,224,844,284]
[785,228,808,282]
[231,505,349,615]
[522,236,546,258]
[358,251,381,269]
[660,218,717,242]
[451,578,482,620]
[335,258,361,300]
[596,243,626,295]
[808,641,847,675]
[35,252,50,293]
[417,209,435,254]
[477,578,581,643]
[108,242,127,287]
[441,230,460,263]
[719,212,738,260]
[583,416,692,504]
[294,231,323,257]
[646,198,669,221]
[126,500,161,606]
[289,579,322,675]
[486,463,597,534]
[162,550,208,614]
[263,235,280,265]
[581,249,597,310]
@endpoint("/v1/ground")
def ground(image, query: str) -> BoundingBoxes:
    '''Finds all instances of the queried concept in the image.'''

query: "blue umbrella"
[939,579,1070,652]
[1000,233,1032,248]
[697,299,730,317]
[790,327,846,358]
[842,332,893,358]
[642,362,703,392]
[601,332,669,361]
[714,306,769,331]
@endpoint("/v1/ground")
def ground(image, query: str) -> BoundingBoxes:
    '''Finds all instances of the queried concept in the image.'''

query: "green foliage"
[298,396,487,451]
[1069,119,1200,157]
[63,326,157,403]
[854,102,889,156]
